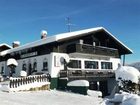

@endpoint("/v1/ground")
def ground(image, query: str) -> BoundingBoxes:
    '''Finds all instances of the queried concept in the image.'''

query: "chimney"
[12,41,20,48]
[41,30,47,39]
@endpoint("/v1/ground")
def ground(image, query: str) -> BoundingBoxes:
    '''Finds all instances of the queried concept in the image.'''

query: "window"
[22,61,26,71]
[101,62,112,69]
[85,61,98,69]
[42,58,48,71]
[1,64,4,74]
[33,59,37,72]
[68,60,81,69]
[28,63,32,75]
[28,59,32,75]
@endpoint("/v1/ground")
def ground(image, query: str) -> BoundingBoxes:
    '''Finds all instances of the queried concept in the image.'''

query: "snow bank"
[20,71,27,77]
[0,90,103,105]
[122,93,140,105]
[0,81,10,92]
[67,80,89,87]
[87,90,102,97]
[115,65,140,83]
[102,92,140,105]
[0,80,50,92]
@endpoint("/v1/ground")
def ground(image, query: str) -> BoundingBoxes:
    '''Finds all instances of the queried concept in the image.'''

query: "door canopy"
[7,58,18,67]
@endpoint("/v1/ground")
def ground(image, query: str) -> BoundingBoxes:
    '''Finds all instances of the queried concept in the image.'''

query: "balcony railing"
[67,44,119,57]
[59,70,115,79]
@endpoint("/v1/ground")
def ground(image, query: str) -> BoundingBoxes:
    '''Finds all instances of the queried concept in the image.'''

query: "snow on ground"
[102,92,140,105]
[0,90,103,105]
[0,86,140,105]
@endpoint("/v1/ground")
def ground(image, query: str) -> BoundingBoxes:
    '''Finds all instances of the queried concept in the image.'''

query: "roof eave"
[102,28,133,54]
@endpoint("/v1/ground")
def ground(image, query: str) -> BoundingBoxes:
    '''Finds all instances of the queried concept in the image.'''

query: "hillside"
[128,62,140,70]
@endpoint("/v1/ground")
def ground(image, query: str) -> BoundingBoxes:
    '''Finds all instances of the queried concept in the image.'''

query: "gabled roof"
[0,43,12,52]
[0,27,132,56]
[0,43,12,48]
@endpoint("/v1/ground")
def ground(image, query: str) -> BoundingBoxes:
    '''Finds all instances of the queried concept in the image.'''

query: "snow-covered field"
[0,65,140,105]
[0,90,103,105]
[1,90,140,105]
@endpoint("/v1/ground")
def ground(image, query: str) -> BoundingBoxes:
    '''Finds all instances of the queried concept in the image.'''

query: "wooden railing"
[67,44,119,57]
[59,70,115,78]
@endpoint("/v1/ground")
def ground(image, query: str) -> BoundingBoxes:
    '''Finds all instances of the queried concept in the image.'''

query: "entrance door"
[99,81,108,97]
[89,81,98,90]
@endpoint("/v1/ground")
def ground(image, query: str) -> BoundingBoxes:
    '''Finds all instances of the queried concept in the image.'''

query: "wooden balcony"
[59,70,115,79]
[67,44,119,57]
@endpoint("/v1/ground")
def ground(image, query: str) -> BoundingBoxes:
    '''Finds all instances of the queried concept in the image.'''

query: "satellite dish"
[60,57,65,64]
[60,56,70,64]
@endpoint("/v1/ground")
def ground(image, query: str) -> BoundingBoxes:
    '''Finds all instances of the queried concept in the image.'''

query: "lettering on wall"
[20,52,38,58]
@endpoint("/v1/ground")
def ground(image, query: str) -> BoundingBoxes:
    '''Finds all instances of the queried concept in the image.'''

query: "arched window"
[22,61,27,71]
[33,59,37,72]
[1,64,4,74]
[28,59,32,75]
[42,58,48,71]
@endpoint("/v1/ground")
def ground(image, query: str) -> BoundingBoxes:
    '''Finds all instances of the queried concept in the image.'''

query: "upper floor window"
[42,58,48,71]
[68,60,81,69]
[101,62,112,69]
[85,61,98,69]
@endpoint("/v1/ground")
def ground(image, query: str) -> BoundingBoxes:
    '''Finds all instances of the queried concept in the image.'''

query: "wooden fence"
[9,74,50,91]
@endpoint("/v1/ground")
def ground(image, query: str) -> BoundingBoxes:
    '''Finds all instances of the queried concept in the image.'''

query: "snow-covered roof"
[67,80,89,87]
[0,27,133,56]
[0,43,12,49]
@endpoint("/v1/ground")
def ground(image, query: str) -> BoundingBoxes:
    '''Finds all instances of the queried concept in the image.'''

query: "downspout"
[122,54,125,66]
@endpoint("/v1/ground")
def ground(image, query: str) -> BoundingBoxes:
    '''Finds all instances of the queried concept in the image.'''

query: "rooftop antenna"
[66,17,75,32]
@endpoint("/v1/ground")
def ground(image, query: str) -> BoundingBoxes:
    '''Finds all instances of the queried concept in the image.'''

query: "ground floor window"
[101,62,112,69]
[22,61,27,71]
[1,65,4,74]
[85,61,98,69]
[33,59,37,72]
[68,60,81,69]
[42,58,48,71]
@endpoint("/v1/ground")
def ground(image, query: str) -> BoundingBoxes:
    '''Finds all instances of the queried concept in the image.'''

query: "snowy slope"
[0,90,103,105]
[102,92,140,105]
[0,87,140,105]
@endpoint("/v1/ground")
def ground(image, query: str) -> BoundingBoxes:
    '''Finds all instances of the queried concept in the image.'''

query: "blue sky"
[0,0,140,63]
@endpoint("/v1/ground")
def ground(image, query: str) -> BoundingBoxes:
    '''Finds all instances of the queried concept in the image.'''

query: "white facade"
[0,53,69,78]
[0,52,121,78]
